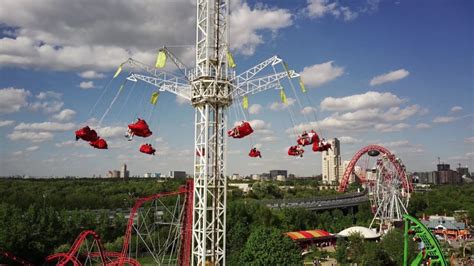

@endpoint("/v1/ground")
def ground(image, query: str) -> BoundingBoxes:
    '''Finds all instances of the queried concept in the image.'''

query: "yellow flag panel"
[113,65,123,79]
[242,96,249,109]
[299,77,306,93]
[150,92,159,105]
[227,51,236,68]
[280,89,287,104]
[155,51,167,68]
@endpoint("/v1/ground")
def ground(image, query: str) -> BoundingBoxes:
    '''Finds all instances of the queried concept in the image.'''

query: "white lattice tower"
[191,0,231,265]
[122,1,300,264]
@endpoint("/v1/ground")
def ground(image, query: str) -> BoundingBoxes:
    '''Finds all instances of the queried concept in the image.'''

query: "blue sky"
[0,0,472,177]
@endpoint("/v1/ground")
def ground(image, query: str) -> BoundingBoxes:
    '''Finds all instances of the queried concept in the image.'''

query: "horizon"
[0,0,472,177]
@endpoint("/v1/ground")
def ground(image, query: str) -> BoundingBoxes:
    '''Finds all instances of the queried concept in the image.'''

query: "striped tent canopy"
[285,229,332,240]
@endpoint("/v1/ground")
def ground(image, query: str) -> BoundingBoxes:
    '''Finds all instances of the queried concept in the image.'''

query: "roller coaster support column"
[404,217,409,266]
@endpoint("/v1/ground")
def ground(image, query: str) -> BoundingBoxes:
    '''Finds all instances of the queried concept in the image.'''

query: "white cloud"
[79,81,95,89]
[55,140,86,148]
[288,103,418,134]
[97,126,126,138]
[320,91,405,111]
[230,2,293,55]
[383,105,420,121]
[7,131,54,142]
[300,61,344,88]
[52,109,77,122]
[0,87,30,114]
[176,95,190,105]
[382,140,410,148]
[248,104,262,114]
[36,91,61,100]
[418,108,430,116]
[260,136,278,142]
[416,123,431,129]
[300,106,316,115]
[370,69,410,86]
[29,100,64,114]
[374,123,409,132]
[269,97,296,111]
[0,120,15,127]
[306,0,359,21]
[338,136,361,144]
[465,137,474,144]
[75,153,97,159]
[248,119,270,130]
[79,70,105,79]
[0,1,292,71]
[450,106,463,113]
[12,151,23,156]
[432,116,458,123]
[26,146,39,151]
[15,122,76,131]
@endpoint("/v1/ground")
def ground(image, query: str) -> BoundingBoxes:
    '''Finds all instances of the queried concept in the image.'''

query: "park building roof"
[421,216,466,230]
[337,226,380,239]
[285,229,333,241]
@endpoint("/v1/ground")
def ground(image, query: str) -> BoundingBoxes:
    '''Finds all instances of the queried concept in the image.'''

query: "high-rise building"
[169,171,186,179]
[269,170,287,180]
[322,138,341,185]
[107,170,120,178]
[456,166,470,177]
[121,164,129,180]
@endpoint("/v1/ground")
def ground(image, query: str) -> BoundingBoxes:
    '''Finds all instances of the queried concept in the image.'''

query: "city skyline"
[0,0,472,177]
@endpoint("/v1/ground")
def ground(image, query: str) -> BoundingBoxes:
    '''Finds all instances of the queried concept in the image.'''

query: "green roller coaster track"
[403,214,447,266]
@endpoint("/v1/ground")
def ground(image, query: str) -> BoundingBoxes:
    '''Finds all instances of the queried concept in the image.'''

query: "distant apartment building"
[121,164,130,180]
[230,173,241,180]
[143,173,161,178]
[437,163,461,184]
[107,170,120,178]
[251,174,261,180]
[169,171,186,179]
[270,170,287,180]
[415,171,439,184]
[415,163,462,185]
[322,138,342,185]
[456,166,470,177]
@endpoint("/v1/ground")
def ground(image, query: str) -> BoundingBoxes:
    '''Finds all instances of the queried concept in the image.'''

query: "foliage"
[334,229,418,265]
[0,178,183,210]
[380,228,416,265]
[239,227,302,265]
[1,177,472,264]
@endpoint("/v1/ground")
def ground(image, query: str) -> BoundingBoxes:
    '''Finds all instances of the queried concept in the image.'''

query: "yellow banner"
[113,65,123,79]
[227,51,236,68]
[150,92,159,105]
[299,77,306,93]
[155,50,167,68]
[280,89,287,104]
[242,96,248,109]
[283,61,291,77]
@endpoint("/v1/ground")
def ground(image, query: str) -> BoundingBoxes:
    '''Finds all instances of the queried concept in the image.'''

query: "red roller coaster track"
[338,145,411,193]
[0,248,34,266]
[45,179,194,266]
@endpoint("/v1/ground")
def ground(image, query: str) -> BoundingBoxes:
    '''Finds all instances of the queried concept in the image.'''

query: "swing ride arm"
[124,58,171,78]
[128,73,192,100]
[158,46,191,78]
[233,70,300,97]
[230,55,281,84]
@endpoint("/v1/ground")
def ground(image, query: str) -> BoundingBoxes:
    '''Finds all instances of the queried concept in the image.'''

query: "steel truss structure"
[118,0,300,264]
[45,180,194,266]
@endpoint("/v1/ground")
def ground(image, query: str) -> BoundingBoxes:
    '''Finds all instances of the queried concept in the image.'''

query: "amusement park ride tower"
[124,0,300,264]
